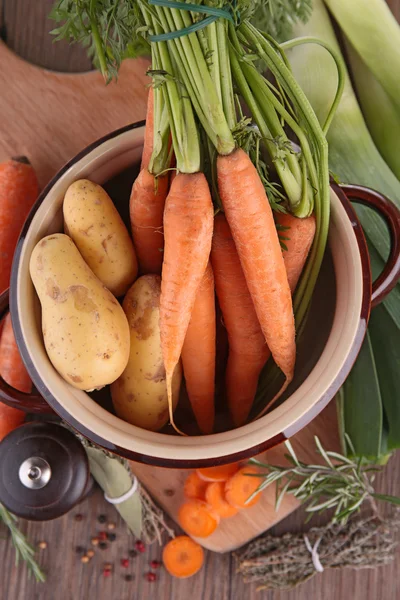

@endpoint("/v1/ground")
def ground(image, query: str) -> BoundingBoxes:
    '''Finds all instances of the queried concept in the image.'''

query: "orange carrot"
[129,169,169,274]
[276,212,316,293]
[181,262,216,434]
[162,536,204,578]
[197,462,239,482]
[224,466,263,509]
[217,148,296,392]
[161,172,214,433]
[141,86,154,172]
[0,157,39,294]
[205,482,238,518]
[184,472,209,500]
[0,314,32,440]
[178,499,219,538]
[211,214,271,426]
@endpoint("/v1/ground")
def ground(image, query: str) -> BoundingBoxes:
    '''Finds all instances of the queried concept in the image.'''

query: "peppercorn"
[98,514,107,524]
[99,542,108,550]
[74,513,84,522]
[87,550,95,558]
[107,533,116,542]
[107,522,116,531]
[103,562,113,570]
[125,574,135,582]
[38,541,47,550]
[91,537,99,546]
[99,531,108,541]
[150,560,161,569]
[128,549,137,558]
[121,558,129,568]
[75,546,86,555]
[103,568,112,578]
[145,572,157,582]
[135,540,145,553]
[81,556,90,564]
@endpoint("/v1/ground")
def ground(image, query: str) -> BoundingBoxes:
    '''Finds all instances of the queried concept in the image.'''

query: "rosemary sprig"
[249,436,400,524]
[0,504,46,583]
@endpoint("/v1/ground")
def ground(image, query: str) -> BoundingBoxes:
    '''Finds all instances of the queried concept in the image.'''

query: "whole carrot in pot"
[276,212,316,294]
[181,262,216,435]
[0,157,39,294]
[217,148,296,392]
[211,214,270,427]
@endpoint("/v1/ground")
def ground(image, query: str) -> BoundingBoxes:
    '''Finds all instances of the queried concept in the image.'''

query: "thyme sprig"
[0,504,46,583]
[250,436,400,524]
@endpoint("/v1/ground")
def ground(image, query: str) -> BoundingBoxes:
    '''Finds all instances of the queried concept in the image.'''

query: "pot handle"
[0,288,54,414]
[340,184,400,307]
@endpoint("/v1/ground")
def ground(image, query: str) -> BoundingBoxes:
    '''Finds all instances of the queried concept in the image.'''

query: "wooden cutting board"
[1,40,341,552]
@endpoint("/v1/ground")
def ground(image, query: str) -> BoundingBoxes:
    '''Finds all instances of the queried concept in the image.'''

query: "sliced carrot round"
[184,472,209,500]
[163,536,204,578]
[196,462,239,482]
[178,500,219,538]
[205,481,238,518]
[224,466,263,509]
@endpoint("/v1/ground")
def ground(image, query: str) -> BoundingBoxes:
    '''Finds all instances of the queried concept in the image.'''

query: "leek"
[287,0,400,328]
[324,0,400,114]
[345,40,400,181]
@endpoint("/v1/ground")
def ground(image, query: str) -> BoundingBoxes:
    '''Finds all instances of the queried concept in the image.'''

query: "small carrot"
[197,462,239,482]
[0,314,32,440]
[162,536,204,578]
[141,86,154,172]
[178,499,219,538]
[276,212,316,293]
[129,169,169,274]
[0,157,39,294]
[161,172,214,433]
[224,466,263,509]
[217,148,296,392]
[184,472,209,500]
[205,482,238,518]
[181,262,216,435]
[211,214,271,426]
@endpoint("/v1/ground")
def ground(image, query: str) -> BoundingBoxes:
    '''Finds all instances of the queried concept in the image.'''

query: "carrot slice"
[224,466,263,509]
[162,536,204,578]
[205,482,238,518]
[197,463,239,482]
[184,472,209,501]
[178,500,219,538]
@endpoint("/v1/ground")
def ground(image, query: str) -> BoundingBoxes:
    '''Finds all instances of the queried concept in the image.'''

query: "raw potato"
[63,179,138,296]
[30,234,130,391]
[111,275,181,431]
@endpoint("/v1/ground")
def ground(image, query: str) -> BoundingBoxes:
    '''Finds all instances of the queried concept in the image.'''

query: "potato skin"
[111,275,181,431]
[29,234,130,391]
[63,179,138,296]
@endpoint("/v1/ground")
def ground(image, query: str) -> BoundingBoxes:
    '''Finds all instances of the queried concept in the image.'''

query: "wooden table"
[0,1,399,599]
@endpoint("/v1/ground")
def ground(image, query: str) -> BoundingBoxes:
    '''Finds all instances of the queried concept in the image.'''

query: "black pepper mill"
[0,422,92,520]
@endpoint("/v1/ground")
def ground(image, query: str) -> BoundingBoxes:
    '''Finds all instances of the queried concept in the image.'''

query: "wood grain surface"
[1,1,400,599]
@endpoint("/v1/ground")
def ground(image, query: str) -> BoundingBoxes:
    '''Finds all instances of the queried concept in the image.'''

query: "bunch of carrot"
[52,0,343,435]
[162,462,263,579]
[0,157,39,440]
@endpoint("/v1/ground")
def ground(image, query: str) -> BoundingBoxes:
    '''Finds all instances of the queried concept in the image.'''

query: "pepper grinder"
[0,422,92,520]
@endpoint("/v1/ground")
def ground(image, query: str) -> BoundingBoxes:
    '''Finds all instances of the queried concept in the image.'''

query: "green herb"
[252,0,313,41]
[250,437,400,524]
[0,504,46,583]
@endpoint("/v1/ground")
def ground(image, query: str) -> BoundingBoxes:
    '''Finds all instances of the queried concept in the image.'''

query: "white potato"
[111,275,181,431]
[63,179,138,296]
[30,234,130,391]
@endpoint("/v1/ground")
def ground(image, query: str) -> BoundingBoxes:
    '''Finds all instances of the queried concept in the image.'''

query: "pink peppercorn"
[145,572,157,582]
